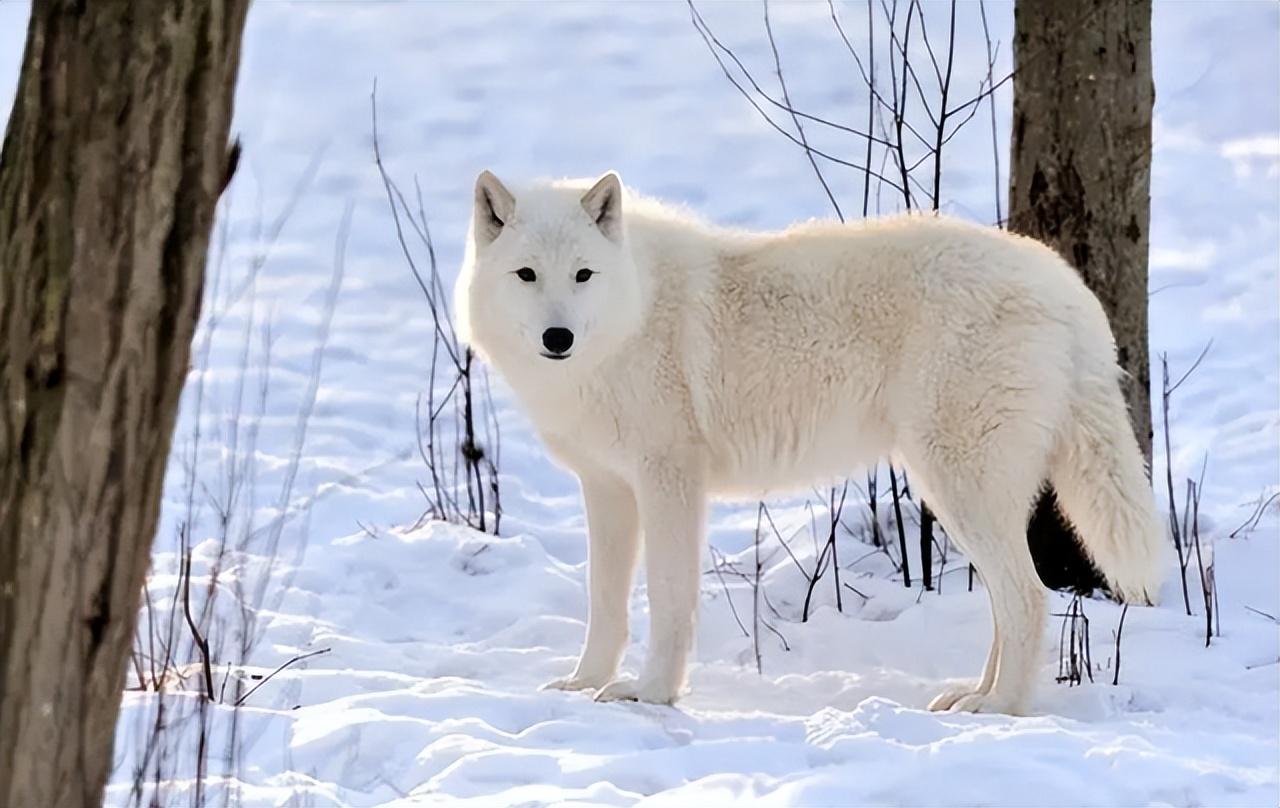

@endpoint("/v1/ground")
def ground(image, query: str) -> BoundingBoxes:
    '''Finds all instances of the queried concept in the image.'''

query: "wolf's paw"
[927,681,985,712]
[540,671,611,693]
[946,691,1025,716]
[592,677,639,702]
[592,676,678,705]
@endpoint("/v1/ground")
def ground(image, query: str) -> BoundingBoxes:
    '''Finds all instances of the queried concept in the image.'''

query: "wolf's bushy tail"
[1049,376,1166,605]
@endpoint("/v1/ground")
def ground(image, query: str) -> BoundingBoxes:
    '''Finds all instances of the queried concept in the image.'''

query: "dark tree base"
[1026,486,1108,596]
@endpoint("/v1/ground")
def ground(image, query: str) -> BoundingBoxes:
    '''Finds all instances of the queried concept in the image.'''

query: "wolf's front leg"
[543,470,639,693]
[596,456,705,705]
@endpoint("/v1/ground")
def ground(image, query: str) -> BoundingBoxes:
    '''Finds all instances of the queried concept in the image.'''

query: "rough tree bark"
[0,2,249,805]
[1008,0,1154,593]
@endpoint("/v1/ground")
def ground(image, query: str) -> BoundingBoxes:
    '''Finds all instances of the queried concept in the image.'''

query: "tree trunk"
[1008,0,1154,593]
[0,2,249,805]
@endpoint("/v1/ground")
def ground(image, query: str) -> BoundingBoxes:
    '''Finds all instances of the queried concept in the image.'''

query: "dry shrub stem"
[371,82,502,536]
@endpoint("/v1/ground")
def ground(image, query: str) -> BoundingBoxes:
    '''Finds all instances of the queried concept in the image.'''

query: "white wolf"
[454,170,1164,714]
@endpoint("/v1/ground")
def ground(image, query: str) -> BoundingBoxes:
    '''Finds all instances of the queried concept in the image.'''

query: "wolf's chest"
[525,383,649,468]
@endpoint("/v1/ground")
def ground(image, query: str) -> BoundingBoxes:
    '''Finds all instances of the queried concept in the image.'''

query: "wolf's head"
[455,171,648,380]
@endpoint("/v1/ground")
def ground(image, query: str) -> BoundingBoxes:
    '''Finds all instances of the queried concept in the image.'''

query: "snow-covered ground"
[2,2,1277,806]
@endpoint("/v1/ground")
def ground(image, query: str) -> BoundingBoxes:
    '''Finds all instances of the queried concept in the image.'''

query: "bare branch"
[763,0,844,220]
[233,648,333,707]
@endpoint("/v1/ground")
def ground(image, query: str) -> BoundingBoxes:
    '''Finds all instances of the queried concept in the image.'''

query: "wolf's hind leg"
[902,415,1052,715]
[927,617,1000,711]
[918,481,1046,715]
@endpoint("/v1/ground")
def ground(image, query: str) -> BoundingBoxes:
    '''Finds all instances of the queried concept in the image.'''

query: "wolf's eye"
[575,268,596,283]
[515,267,537,283]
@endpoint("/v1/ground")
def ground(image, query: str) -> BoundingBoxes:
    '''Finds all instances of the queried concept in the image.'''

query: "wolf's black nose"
[542,327,574,355]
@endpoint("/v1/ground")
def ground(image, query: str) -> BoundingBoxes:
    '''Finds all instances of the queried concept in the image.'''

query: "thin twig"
[1112,604,1129,686]
[233,648,333,707]
[1229,491,1279,539]
[1244,605,1277,623]
[763,0,843,220]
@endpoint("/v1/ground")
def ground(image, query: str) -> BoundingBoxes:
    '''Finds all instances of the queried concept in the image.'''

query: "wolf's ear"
[474,170,516,246]
[580,172,623,241]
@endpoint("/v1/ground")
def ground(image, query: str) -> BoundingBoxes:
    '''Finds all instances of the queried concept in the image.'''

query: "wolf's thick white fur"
[455,171,1164,715]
